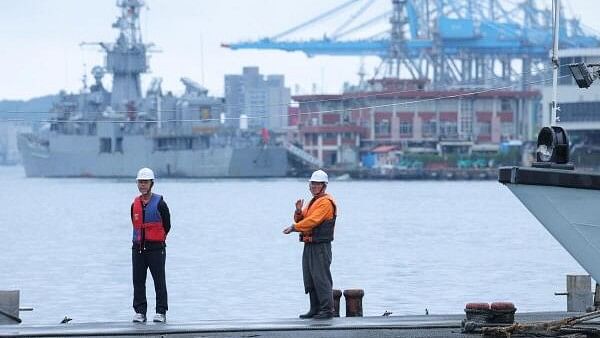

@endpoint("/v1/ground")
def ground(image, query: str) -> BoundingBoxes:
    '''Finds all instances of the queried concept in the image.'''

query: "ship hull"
[18,134,288,178]
[499,166,600,281]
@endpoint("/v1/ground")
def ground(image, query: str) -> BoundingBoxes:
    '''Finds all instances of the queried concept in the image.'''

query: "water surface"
[0,166,586,324]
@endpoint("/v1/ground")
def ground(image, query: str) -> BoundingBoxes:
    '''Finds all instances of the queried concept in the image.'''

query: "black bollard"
[343,289,364,317]
[333,289,342,317]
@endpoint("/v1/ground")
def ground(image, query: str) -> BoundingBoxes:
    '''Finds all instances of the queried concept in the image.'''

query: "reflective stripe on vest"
[299,195,337,244]
[132,194,166,243]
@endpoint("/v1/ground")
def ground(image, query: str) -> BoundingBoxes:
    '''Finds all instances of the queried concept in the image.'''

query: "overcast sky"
[0,0,599,100]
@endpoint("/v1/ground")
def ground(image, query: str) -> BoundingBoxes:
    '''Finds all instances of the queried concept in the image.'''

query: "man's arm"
[293,199,332,232]
[158,199,171,234]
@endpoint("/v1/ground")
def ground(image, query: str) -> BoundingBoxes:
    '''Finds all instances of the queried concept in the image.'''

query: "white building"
[540,48,600,131]
[224,67,291,130]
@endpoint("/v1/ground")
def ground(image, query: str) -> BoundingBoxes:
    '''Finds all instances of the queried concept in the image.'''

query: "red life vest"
[132,194,166,243]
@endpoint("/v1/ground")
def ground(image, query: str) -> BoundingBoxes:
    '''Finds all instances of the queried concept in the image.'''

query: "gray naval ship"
[17,0,288,178]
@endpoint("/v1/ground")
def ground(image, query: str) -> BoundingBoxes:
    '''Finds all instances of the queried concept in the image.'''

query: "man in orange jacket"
[283,169,337,320]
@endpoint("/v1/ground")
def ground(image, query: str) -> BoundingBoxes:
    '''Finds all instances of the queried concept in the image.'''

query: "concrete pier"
[0,312,587,338]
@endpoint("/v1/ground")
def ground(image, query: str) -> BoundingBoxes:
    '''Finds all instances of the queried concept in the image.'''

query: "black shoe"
[313,312,333,320]
[299,310,317,319]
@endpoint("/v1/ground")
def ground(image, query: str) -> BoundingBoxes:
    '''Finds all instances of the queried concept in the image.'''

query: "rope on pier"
[466,310,600,337]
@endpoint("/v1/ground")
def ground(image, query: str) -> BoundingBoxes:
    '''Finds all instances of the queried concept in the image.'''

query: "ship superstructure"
[18,0,287,178]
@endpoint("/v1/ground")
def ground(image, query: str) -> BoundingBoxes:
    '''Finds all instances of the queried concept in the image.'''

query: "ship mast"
[101,0,150,110]
[550,0,560,126]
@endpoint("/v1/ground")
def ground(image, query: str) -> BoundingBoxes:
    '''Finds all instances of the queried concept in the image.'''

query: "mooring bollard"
[555,275,593,312]
[343,289,364,317]
[0,290,21,324]
[490,302,516,324]
[464,302,490,323]
[333,289,342,317]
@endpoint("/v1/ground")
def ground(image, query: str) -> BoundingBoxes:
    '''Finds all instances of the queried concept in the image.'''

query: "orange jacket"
[293,193,336,233]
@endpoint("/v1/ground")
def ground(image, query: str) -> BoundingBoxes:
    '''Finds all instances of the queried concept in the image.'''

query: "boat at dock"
[499,0,600,283]
[17,0,287,178]
[499,166,600,282]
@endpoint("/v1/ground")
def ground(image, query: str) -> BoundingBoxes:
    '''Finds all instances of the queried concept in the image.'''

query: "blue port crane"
[222,0,600,89]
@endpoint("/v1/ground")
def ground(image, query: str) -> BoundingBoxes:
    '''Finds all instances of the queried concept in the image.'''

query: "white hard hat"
[136,167,155,180]
[309,169,328,183]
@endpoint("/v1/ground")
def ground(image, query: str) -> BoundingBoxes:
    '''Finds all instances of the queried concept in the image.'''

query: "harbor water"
[0,166,587,324]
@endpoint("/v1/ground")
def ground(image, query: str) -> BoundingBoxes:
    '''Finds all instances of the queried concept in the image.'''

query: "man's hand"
[283,225,294,234]
[295,199,304,213]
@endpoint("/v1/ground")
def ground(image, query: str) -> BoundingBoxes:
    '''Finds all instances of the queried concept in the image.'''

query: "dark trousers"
[302,242,333,314]
[132,248,168,315]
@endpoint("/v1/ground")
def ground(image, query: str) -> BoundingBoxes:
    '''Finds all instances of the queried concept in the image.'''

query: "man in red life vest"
[131,168,171,323]
[283,170,337,320]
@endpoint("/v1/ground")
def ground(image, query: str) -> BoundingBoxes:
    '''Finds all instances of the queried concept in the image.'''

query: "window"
[115,137,123,153]
[422,120,437,137]
[439,121,457,137]
[501,122,514,136]
[200,108,211,120]
[100,138,112,153]
[476,121,491,135]
[154,137,193,151]
[500,99,513,112]
[156,138,171,151]
[323,132,337,145]
[342,111,350,123]
[323,133,336,140]
[182,138,192,150]
[559,102,600,122]
[399,121,413,134]
[375,119,391,135]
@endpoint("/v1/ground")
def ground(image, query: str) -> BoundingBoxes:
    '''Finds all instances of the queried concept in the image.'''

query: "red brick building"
[292,79,541,167]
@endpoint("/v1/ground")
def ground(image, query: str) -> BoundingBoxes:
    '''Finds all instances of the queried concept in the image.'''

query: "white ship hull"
[500,167,600,281]
[18,133,288,178]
